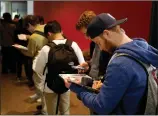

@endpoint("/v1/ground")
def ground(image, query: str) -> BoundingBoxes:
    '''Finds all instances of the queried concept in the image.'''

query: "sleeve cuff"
[69,83,84,94]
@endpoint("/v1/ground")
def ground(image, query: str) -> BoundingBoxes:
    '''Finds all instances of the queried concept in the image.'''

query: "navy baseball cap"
[87,13,127,39]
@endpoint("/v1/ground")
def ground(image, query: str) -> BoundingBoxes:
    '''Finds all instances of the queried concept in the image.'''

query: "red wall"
[34,1,152,50]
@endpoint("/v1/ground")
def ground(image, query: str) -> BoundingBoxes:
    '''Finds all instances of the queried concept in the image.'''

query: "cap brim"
[108,18,128,29]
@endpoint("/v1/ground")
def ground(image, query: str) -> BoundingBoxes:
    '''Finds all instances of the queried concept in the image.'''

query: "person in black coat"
[14,18,32,82]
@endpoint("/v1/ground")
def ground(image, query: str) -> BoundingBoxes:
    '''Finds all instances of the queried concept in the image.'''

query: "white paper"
[72,66,85,70]
[12,44,28,51]
[59,74,91,82]
[18,34,27,41]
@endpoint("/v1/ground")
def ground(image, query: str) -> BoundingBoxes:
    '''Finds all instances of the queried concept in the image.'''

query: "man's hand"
[64,77,82,88]
[78,62,89,73]
[64,77,72,88]
[18,34,30,41]
[12,44,28,51]
[92,80,103,90]
[12,44,21,49]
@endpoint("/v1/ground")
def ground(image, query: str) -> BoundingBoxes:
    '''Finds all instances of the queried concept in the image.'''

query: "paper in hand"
[18,34,27,41]
[12,44,28,51]
[72,66,85,70]
[59,74,91,84]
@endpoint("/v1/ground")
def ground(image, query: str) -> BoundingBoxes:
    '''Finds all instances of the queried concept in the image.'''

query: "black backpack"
[44,39,79,94]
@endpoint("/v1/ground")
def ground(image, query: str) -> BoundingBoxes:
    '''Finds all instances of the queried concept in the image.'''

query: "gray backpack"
[109,53,158,115]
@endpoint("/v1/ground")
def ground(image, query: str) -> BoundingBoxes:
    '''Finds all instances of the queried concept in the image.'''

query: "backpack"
[110,53,158,115]
[44,39,79,94]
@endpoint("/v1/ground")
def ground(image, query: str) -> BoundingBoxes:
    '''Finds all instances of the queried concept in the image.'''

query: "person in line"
[33,20,85,115]
[76,11,111,82]
[0,12,16,74]
[14,18,31,82]
[16,15,48,114]
[64,13,158,114]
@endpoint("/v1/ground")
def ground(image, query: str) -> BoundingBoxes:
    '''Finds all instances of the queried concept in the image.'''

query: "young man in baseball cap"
[64,13,158,114]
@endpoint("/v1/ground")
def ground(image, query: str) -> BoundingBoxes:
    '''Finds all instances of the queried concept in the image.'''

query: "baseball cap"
[87,13,127,39]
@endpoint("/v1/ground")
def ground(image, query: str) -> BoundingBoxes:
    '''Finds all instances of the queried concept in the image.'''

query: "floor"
[1,72,89,115]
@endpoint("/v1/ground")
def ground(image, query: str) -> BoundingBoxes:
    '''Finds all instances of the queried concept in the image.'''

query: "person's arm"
[26,35,30,39]
[88,45,101,79]
[69,57,133,114]
[32,46,49,90]
[71,41,85,64]
[20,37,37,57]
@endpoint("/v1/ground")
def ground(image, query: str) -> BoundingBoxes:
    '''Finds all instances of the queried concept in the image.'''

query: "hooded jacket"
[69,38,158,115]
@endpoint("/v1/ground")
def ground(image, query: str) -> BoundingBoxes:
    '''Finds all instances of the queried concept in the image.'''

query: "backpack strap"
[114,53,149,76]
[56,94,60,114]
[33,30,46,38]
[46,41,57,48]
[42,42,57,75]
[42,42,57,93]
[65,39,72,47]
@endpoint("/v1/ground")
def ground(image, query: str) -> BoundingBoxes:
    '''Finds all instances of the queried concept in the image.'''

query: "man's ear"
[48,32,52,36]
[102,30,109,39]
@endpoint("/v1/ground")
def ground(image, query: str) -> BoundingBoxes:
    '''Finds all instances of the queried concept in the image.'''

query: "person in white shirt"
[33,20,85,115]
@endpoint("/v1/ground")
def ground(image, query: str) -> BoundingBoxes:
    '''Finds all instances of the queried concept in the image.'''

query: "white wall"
[27,1,34,15]
[0,1,33,18]
[12,1,27,19]
[0,2,11,17]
